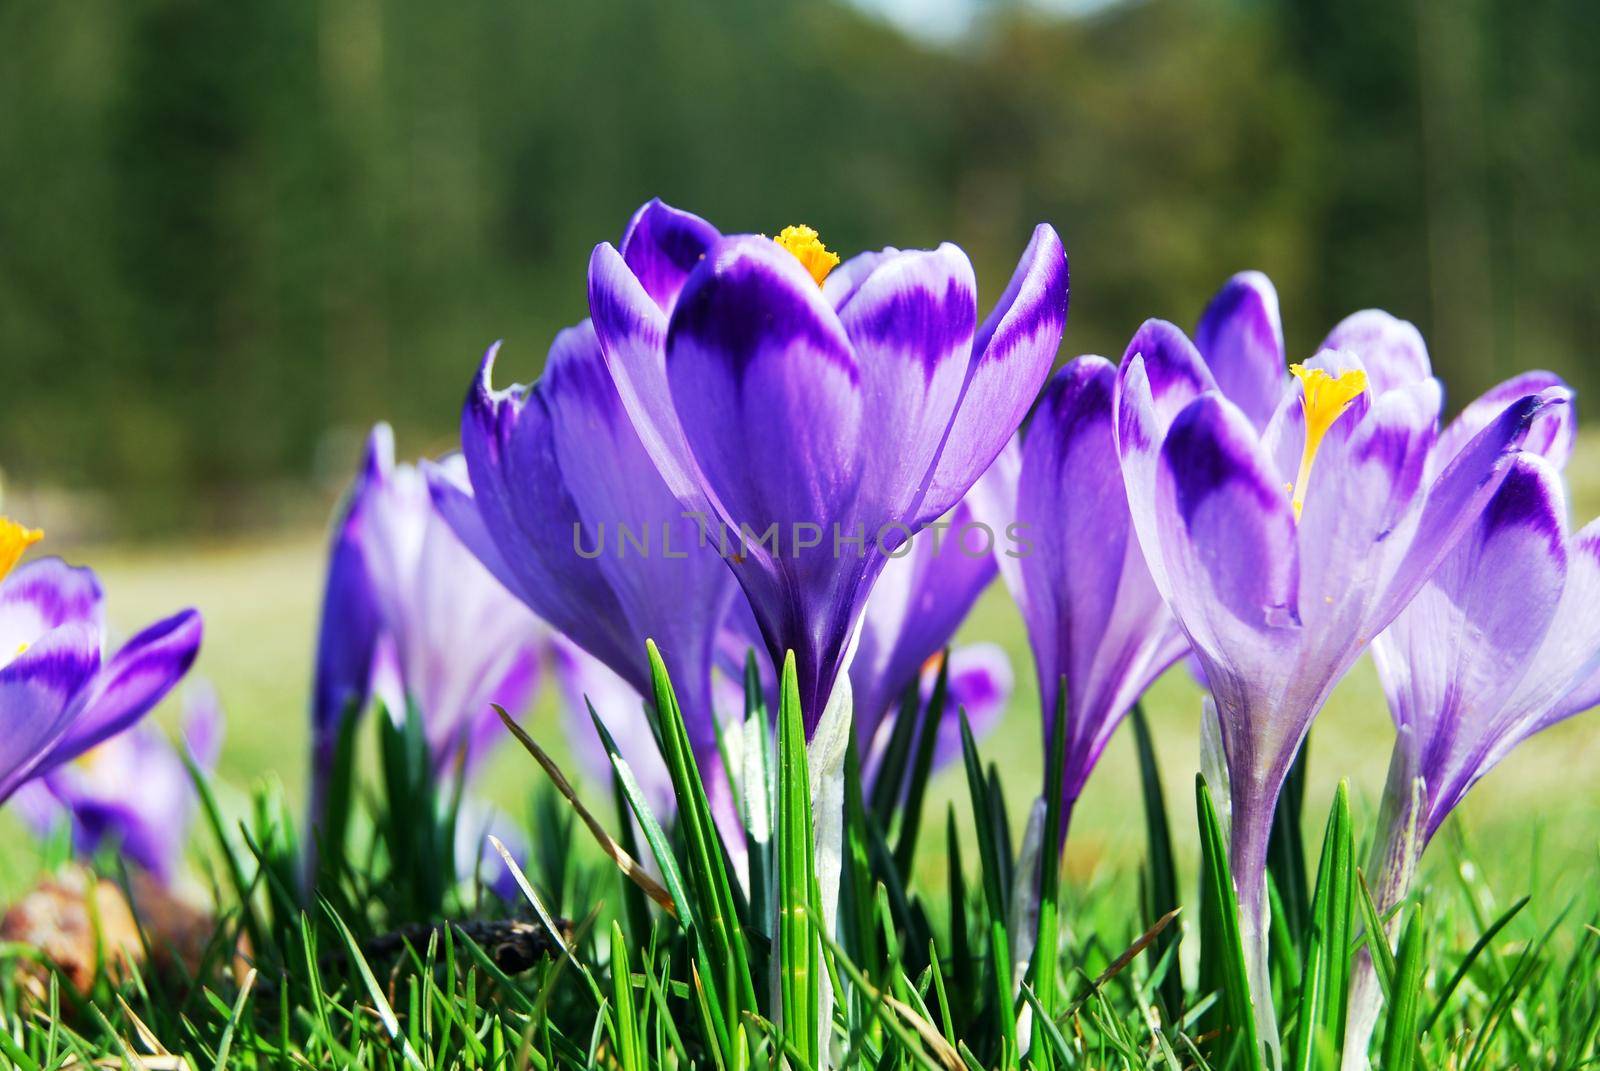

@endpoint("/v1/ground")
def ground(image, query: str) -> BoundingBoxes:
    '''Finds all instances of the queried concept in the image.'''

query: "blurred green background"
[2,0,1597,912]
[4,0,1597,529]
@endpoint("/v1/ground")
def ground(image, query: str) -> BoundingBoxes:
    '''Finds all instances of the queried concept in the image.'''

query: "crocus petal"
[1154,393,1301,667]
[0,559,104,650]
[618,198,722,312]
[1432,371,1576,477]
[422,459,524,602]
[0,622,101,801]
[41,608,203,772]
[1542,519,1600,723]
[1372,455,1568,836]
[1374,386,1570,627]
[667,235,867,725]
[182,681,225,771]
[1113,324,1221,602]
[919,223,1067,521]
[1295,377,1439,642]
[927,643,1012,770]
[1318,309,1432,396]
[848,496,997,747]
[822,248,900,311]
[311,433,386,746]
[1194,271,1285,430]
[542,318,736,745]
[1016,357,1186,800]
[667,234,863,546]
[459,339,639,678]
[589,242,714,510]
[834,245,977,524]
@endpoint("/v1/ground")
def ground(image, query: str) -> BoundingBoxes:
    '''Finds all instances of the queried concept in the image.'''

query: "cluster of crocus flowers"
[1112,271,1569,1061]
[310,424,545,825]
[0,520,203,808]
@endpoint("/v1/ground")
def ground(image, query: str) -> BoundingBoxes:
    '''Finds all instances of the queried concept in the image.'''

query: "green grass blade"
[1354,870,1397,1001]
[1420,894,1528,1035]
[1196,774,1262,1071]
[1130,701,1182,1018]
[776,650,821,1070]
[893,651,951,876]
[1380,907,1426,1071]
[1267,733,1311,953]
[869,680,924,824]
[322,900,427,1071]
[958,708,1017,1066]
[1291,780,1353,1071]
[610,921,642,1071]
[1030,683,1070,1037]
[643,641,759,1024]
[587,700,695,925]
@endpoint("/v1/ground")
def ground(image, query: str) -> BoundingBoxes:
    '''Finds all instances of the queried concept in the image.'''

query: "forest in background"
[2,0,1595,531]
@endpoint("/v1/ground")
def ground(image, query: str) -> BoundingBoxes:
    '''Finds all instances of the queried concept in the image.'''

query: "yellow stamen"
[0,518,43,583]
[1288,364,1368,521]
[773,224,839,286]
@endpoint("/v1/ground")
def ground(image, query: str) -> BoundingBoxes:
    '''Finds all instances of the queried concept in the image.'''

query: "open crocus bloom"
[981,359,1189,844]
[310,425,543,820]
[589,198,1068,737]
[849,497,1005,769]
[16,682,222,884]
[0,524,203,806]
[1340,411,1592,1064]
[1113,297,1567,1058]
[429,316,742,786]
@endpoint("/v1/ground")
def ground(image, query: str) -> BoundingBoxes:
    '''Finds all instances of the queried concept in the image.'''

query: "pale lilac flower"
[1113,282,1566,1056]
[310,425,543,822]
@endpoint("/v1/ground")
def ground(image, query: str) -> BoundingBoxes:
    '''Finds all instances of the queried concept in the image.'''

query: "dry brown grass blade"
[1062,907,1182,1019]
[494,705,677,916]
[113,994,171,1056]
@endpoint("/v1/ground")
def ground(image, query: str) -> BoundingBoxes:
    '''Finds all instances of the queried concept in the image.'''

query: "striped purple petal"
[1194,271,1286,430]
[919,224,1067,522]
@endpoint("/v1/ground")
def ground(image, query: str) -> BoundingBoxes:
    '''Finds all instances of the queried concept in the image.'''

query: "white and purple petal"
[40,608,203,773]
[1194,271,1285,430]
[919,223,1067,522]
[1318,309,1432,396]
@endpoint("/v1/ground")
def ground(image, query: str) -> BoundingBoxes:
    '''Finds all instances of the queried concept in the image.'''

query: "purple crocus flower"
[1342,394,1589,1062]
[16,682,223,884]
[849,498,1006,768]
[427,316,742,792]
[1112,289,1566,1056]
[0,523,203,807]
[589,199,1068,735]
[980,359,1189,843]
[310,425,544,821]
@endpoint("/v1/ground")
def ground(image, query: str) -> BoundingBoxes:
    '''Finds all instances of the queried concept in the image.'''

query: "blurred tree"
[0,0,1593,532]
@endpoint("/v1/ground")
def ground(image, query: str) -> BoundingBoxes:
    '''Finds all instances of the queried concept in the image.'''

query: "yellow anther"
[1288,364,1367,521]
[0,518,43,583]
[773,225,839,286]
